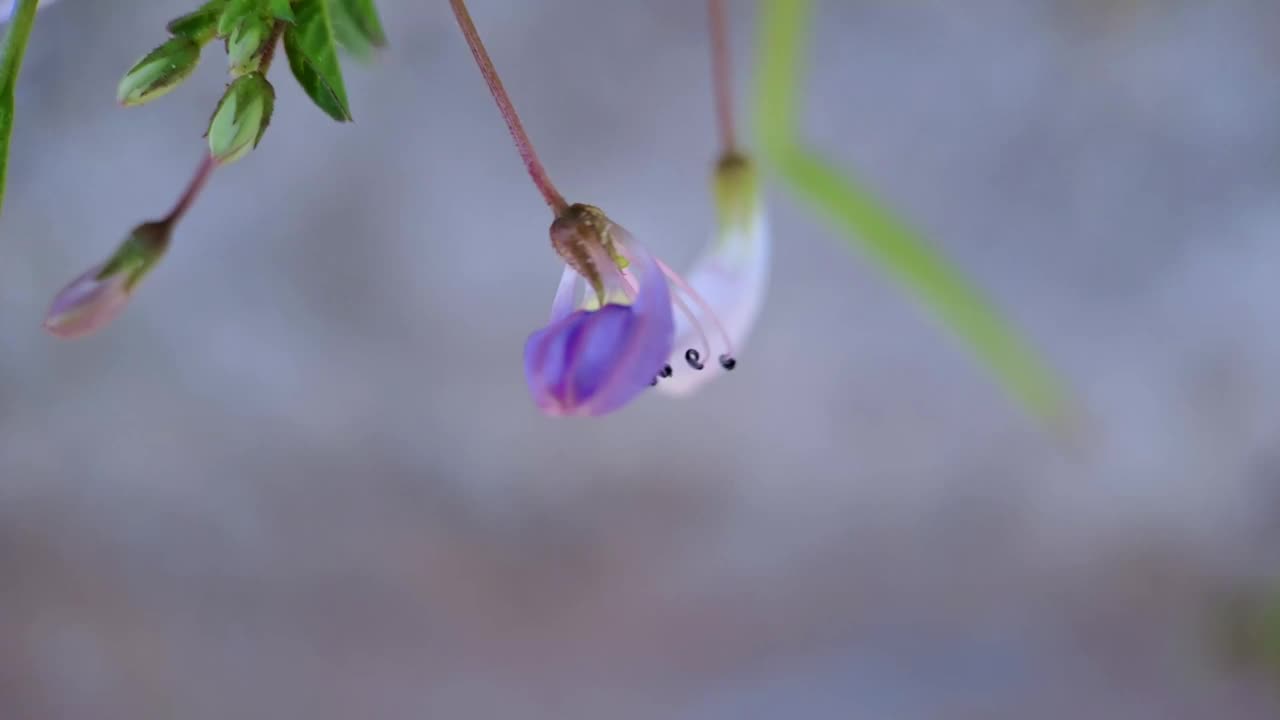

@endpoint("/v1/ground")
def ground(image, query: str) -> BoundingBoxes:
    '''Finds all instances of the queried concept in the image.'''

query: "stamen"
[719,354,737,370]
[667,288,713,367]
[653,258,737,362]
[685,348,704,370]
[660,364,673,378]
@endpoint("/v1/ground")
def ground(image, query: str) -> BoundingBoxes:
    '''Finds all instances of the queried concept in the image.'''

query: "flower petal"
[658,211,770,395]
[548,265,580,322]
[43,263,131,339]
[577,247,674,415]
[523,245,675,417]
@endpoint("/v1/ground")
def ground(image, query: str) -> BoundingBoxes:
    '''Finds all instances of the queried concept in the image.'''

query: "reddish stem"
[709,0,737,154]
[448,0,568,215]
[258,21,286,75]
[163,154,217,226]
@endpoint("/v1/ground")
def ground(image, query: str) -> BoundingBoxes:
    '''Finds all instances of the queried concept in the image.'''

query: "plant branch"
[708,0,736,154]
[448,0,568,215]
[163,154,217,226]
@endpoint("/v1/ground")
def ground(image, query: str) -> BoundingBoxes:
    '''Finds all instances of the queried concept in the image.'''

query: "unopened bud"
[227,15,271,76]
[207,72,274,165]
[44,222,171,339]
[166,1,223,44]
[116,36,202,107]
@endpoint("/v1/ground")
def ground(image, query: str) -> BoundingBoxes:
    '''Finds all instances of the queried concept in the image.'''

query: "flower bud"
[44,222,171,339]
[116,36,202,107]
[207,72,274,165]
[166,2,224,44]
[227,15,271,76]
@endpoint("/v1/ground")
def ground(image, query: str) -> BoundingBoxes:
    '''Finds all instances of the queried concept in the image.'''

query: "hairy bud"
[207,72,275,165]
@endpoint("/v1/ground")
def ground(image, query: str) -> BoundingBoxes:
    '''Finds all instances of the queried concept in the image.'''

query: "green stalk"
[755,0,1073,432]
[0,0,41,218]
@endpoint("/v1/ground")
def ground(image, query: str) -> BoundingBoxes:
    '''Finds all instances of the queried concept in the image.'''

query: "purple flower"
[44,221,169,339]
[523,205,675,417]
[43,262,132,339]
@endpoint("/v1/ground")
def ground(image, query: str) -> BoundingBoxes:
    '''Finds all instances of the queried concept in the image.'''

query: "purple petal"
[43,263,131,339]
[523,249,675,417]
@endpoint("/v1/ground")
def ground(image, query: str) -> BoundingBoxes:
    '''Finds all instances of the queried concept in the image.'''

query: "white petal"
[548,265,581,322]
[657,210,770,396]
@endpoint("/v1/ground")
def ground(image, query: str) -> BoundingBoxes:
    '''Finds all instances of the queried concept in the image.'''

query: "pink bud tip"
[43,264,132,340]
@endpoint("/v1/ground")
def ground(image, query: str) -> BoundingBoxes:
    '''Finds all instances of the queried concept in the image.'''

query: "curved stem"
[448,0,568,215]
[708,0,737,154]
[0,0,41,218]
[163,154,217,226]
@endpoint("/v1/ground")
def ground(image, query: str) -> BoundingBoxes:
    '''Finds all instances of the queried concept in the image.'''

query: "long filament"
[654,258,736,359]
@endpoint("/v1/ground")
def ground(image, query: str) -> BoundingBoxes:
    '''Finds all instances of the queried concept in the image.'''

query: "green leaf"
[167,0,227,43]
[267,0,295,23]
[755,0,1072,431]
[283,0,352,122]
[328,0,385,52]
[0,0,40,220]
[218,0,263,38]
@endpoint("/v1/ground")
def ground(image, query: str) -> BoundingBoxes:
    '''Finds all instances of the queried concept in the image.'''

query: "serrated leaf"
[283,0,351,122]
[267,0,295,23]
[217,0,262,38]
[329,0,384,49]
[327,0,372,60]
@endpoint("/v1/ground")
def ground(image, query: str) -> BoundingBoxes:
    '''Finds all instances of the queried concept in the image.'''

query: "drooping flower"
[44,221,170,339]
[656,152,769,396]
[524,204,676,416]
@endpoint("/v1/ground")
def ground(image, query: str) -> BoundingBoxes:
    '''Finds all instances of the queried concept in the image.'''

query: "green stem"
[0,0,40,218]
[755,0,1073,433]
[754,0,808,161]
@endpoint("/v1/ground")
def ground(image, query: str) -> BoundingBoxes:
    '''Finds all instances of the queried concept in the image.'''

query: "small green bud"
[207,72,275,165]
[166,1,226,44]
[227,15,272,76]
[116,36,202,107]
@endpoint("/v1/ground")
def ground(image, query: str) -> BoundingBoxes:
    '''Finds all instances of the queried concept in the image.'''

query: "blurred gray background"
[3,0,1280,717]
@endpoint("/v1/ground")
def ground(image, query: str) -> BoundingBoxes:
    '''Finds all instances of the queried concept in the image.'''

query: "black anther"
[685,348,704,370]
[719,354,737,371]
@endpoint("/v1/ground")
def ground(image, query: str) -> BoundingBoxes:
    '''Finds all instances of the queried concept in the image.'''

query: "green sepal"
[116,36,203,107]
[207,72,276,164]
[99,221,172,291]
[167,1,228,44]
[217,0,263,38]
[712,152,761,237]
[268,0,296,23]
[227,14,273,75]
